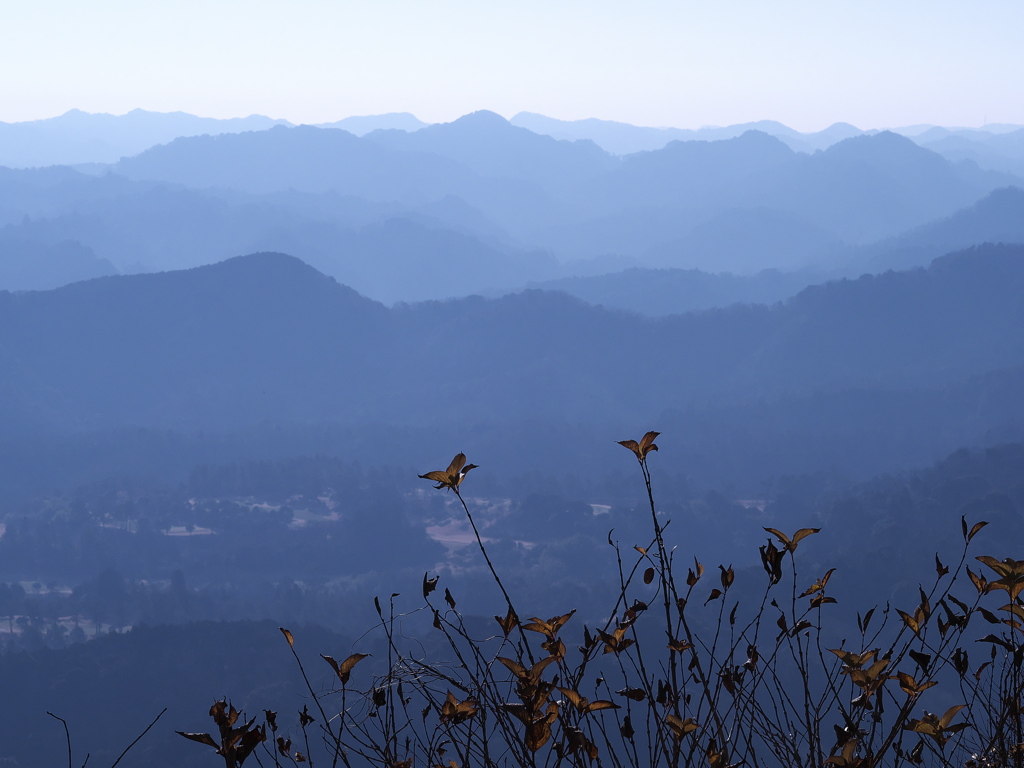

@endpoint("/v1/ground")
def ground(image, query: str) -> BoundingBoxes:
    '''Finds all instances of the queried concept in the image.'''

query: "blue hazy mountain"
[527,268,813,316]
[5,120,1021,299]
[532,186,1024,316]
[0,237,116,290]
[0,108,290,167]
[318,112,428,135]
[851,185,1024,272]
[540,130,1012,264]
[919,127,1024,177]
[511,111,868,154]
[0,164,554,299]
[362,110,617,192]
[115,124,475,198]
[3,244,1023,433]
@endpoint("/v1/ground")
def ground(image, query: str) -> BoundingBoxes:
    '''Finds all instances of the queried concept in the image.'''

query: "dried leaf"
[177,732,218,748]
[338,653,370,684]
[423,573,439,598]
[616,687,647,701]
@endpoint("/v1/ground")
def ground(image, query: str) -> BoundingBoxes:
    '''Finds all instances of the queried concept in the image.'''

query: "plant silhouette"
[179,433,1024,767]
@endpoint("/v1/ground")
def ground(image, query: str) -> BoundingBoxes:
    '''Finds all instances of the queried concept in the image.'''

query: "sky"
[1,0,1022,131]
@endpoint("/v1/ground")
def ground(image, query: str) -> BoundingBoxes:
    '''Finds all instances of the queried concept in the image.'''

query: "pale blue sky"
[1,0,1022,130]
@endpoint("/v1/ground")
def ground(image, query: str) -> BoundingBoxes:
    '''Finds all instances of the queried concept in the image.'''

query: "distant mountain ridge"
[2,110,1021,304]
[0,108,290,167]
[112,121,1014,261]
[533,186,1024,316]
[4,107,1021,175]
[2,244,1023,434]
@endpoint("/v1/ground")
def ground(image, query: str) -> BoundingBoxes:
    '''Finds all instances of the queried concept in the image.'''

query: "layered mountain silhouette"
[0,237,115,290]
[510,112,867,154]
[362,110,617,192]
[0,108,288,167]
[3,112,1022,303]
[2,244,1023,435]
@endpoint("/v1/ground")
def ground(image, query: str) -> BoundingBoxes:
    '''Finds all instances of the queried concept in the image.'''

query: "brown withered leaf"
[800,568,837,597]
[687,559,705,586]
[444,588,457,611]
[909,649,931,673]
[494,607,519,637]
[643,567,655,584]
[764,526,820,553]
[897,609,921,635]
[336,653,370,684]
[719,564,734,590]
[177,732,219,748]
[962,517,989,542]
[557,687,584,710]
[896,671,936,697]
[524,703,558,752]
[665,715,699,741]
[418,453,478,492]
[439,692,479,725]
[617,431,660,461]
[790,619,814,635]
[280,627,295,648]
[975,660,993,681]
[526,656,557,684]
[522,611,575,639]
[497,656,527,679]
[829,648,876,669]
[616,687,647,701]
[597,626,635,654]
[423,573,439,598]
[977,556,1024,600]
[668,638,693,653]
[906,705,969,747]
[857,607,875,635]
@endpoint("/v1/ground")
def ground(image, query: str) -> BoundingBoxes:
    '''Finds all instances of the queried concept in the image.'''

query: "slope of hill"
[110,120,1018,270]
[0,621,353,768]
[0,237,115,290]
[528,267,812,315]
[0,108,289,168]
[2,244,1023,434]
[319,111,427,134]
[510,112,867,154]
[852,185,1024,272]
[363,110,618,192]
[115,124,477,200]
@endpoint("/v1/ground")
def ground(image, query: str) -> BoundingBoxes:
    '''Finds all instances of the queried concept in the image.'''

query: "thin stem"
[47,712,72,768]
[109,708,167,768]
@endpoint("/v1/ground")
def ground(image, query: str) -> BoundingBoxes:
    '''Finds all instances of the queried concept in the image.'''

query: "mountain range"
[3,110,1023,305]
[2,244,1023,492]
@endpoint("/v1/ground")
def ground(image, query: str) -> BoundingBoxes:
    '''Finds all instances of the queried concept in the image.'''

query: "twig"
[109,707,167,768]
[47,711,72,768]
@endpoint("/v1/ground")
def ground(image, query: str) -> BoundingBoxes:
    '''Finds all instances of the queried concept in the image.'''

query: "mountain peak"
[449,110,511,128]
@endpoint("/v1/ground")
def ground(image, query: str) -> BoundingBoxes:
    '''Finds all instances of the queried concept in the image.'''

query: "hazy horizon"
[3,105,1021,136]
[3,1,1022,131]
